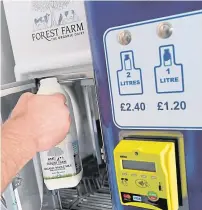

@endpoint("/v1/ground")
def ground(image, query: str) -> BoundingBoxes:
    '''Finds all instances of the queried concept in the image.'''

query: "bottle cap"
[40,77,58,86]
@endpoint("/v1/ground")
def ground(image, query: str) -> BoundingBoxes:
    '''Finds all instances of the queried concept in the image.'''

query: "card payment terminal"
[114,140,179,210]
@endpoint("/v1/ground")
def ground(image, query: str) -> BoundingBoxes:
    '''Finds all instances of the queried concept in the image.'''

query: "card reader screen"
[122,160,156,172]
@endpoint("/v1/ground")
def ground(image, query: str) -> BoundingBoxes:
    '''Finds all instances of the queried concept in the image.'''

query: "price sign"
[103,10,202,129]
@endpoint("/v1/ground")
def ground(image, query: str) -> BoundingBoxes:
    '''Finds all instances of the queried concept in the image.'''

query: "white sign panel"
[104,10,202,130]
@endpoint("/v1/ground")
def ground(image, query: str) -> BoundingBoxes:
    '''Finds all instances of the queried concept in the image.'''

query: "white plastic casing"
[3,0,92,81]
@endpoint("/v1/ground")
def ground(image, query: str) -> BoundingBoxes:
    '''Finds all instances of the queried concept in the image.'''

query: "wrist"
[1,117,37,192]
[2,117,37,162]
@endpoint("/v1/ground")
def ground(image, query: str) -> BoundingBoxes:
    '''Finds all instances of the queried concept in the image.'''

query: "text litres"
[120,80,141,86]
[32,22,84,41]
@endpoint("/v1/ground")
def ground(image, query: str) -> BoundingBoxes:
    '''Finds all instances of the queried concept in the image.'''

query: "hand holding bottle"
[1,92,70,192]
[9,92,71,152]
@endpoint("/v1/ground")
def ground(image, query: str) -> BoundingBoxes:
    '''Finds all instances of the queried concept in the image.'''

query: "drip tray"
[59,169,112,210]
[71,192,112,210]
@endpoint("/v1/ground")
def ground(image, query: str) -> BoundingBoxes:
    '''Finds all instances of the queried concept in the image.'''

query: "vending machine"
[84,1,202,210]
[1,1,202,210]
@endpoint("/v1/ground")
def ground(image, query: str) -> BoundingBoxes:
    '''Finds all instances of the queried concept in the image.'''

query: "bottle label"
[40,140,82,180]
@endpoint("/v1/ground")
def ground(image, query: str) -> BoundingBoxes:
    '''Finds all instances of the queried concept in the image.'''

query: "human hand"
[9,92,71,152]
[1,92,71,192]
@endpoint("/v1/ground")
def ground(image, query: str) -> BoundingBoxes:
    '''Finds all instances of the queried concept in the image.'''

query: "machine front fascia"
[85,1,202,210]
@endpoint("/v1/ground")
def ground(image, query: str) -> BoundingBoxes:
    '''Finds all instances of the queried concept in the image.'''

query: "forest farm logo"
[31,1,85,42]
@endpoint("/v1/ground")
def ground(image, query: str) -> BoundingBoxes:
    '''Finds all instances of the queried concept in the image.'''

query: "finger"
[52,93,66,103]
[68,114,71,123]
[20,92,34,101]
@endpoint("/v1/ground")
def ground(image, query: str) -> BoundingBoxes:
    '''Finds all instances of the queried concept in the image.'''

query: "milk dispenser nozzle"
[37,77,83,190]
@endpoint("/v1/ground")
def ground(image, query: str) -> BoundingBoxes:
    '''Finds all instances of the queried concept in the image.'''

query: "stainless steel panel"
[1,80,36,97]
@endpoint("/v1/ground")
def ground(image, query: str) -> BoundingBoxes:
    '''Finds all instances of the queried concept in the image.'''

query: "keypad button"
[122,172,127,176]
[148,191,159,202]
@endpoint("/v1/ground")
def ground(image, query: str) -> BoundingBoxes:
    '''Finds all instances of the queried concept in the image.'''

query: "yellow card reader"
[114,140,179,210]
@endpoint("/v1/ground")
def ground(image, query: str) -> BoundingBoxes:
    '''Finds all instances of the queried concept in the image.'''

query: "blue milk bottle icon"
[117,51,143,95]
[154,45,184,93]
[124,54,132,70]
[163,49,172,66]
